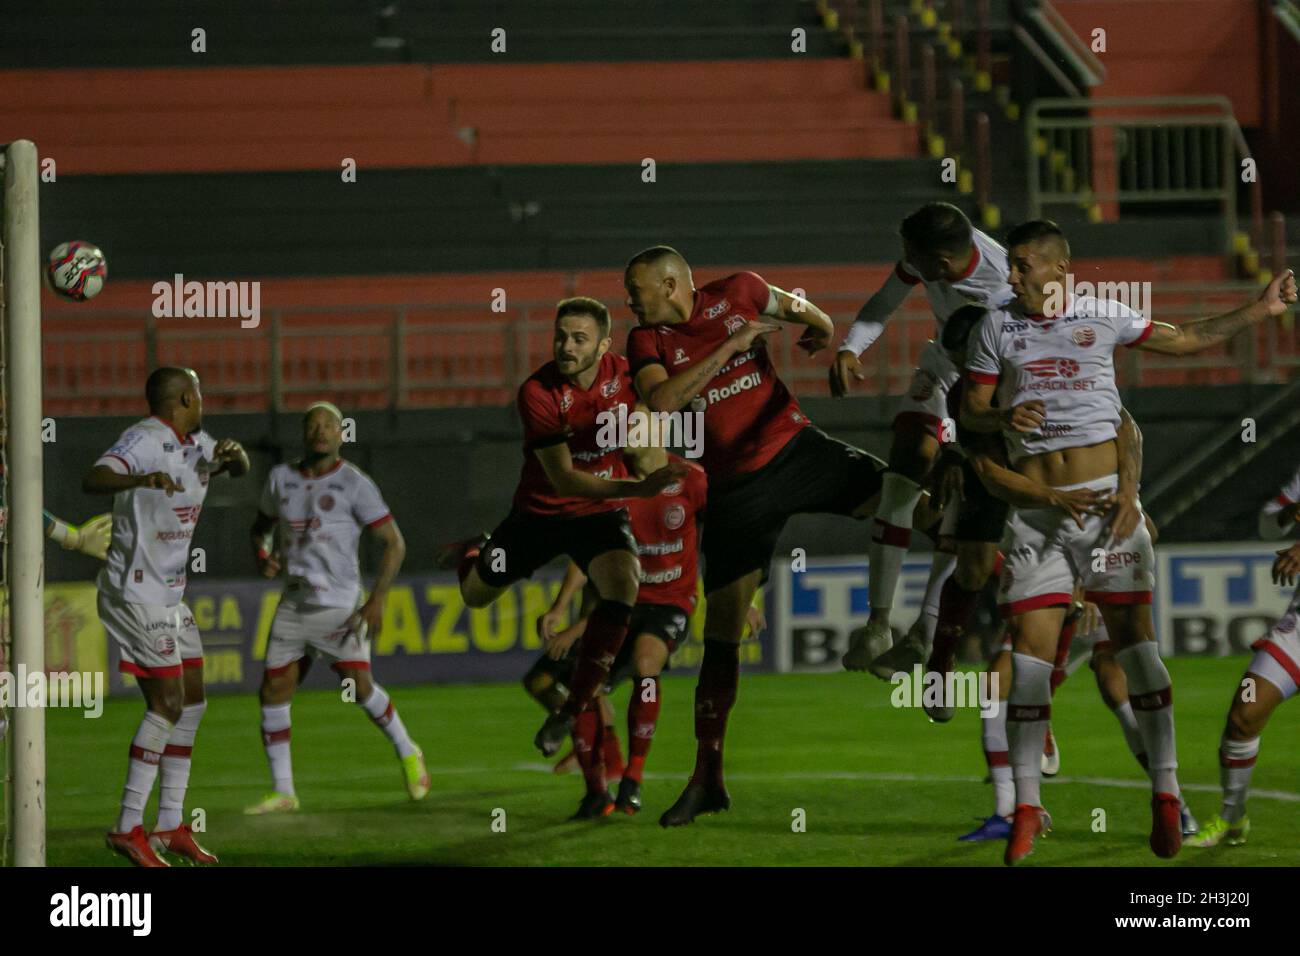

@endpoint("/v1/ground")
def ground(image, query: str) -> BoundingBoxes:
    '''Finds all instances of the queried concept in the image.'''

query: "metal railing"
[1027,96,1263,255]
[41,282,1298,415]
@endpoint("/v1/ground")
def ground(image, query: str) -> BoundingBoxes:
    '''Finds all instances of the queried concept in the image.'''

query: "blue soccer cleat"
[958,815,1012,842]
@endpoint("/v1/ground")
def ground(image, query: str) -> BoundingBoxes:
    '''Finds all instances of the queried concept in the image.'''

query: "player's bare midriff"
[1016,437,1118,489]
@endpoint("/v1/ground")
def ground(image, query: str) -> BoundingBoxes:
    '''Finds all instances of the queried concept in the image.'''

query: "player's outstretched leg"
[346,667,429,801]
[151,665,217,864]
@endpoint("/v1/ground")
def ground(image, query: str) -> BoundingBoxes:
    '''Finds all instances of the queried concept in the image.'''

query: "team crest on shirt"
[318,494,335,511]
[155,635,176,655]
[663,503,686,530]
[1024,357,1079,379]
[705,300,731,320]
[1072,326,1096,347]
[1014,338,1027,351]
[662,480,683,497]
[724,315,746,335]
[601,379,622,398]
[559,389,573,412]
[171,505,201,524]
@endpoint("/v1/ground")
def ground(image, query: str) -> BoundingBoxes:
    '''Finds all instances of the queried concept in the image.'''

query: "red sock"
[572,709,606,796]
[625,675,662,783]
[931,576,982,664]
[456,546,480,584]
[561,600,632,717]
[601,720,625,779]
[691,641,739,789]
[1050,615,1077,695]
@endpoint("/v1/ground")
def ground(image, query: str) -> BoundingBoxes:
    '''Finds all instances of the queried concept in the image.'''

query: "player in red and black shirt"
[443,296,685,760]
[529,456,718,818]
[624,245,899,826]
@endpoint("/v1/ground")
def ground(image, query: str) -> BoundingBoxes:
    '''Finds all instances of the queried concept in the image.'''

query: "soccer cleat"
[867,626,927,681]
[534,712,574,757]
[614,776,643,815]
[570,789,615,820]
[434,533,487,571]
[150,824,218,864]
[552,749,579,774]
[1041,727,1060,776]
[958,815,1012,842]
[1149,792,1183,858]
[922,647,957,723]
[1004,804,1052,866]
[659,781,731,827]
[1186,813,1249,848]
[842,618,894,672]
[1179,798,1199,837]
[402,748,430,800]
[106,826,170,867]
[243,791,301,815]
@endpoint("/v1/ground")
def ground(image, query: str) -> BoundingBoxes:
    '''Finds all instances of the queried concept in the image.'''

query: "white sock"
[157,701,206,831]
[916,553,957,652]
[982,697,1014,818]
[868,473,924,615]
[261,703,295,797]
[117,711,174,833]
[1116,642,1179,796]
[1110,699,1148,773]
[1007,653,1053,809]
[1219,736,1258,824]
[360,685,418,758]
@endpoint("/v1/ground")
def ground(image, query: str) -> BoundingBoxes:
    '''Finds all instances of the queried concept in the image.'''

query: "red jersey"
[628,460,707,614]
[627,271,807,483]
[512,351,634,517]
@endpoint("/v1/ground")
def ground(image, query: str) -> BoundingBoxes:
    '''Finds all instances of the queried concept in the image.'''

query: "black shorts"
[702,426,886,593]
[477,507,637,589]
[945,456,1010,543]
[526,602,688,691]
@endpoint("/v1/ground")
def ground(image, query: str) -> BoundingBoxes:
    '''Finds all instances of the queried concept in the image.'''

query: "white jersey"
[260,459,392,609]
[1260,464,1300,539]
[966,295,1152,463]
[96,417,218,606]
[842,228,1013,356]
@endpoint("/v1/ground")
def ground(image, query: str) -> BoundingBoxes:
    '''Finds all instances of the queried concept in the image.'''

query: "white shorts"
[998,474,1155,616]
[893,339,960,441]
[1247,588,1300,700]
[265,598,369,674]
[98,592,202,679]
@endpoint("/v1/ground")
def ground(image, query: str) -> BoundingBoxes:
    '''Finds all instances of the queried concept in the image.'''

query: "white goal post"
[2,139,47,867]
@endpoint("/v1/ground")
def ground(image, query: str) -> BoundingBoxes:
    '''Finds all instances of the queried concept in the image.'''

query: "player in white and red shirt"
[531,456,711,818]
[245,401,424,814]
[83,367,250,867]
[962,219,1297,864]
[625,245,912,827]
[833,204,1014,674]
[1188,462,1300,849]
[442,296,685,768]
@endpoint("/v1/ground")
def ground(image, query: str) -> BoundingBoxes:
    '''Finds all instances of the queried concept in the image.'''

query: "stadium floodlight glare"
[1,140,47,867]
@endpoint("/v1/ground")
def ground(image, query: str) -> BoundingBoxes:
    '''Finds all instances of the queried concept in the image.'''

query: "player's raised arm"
[831,266,915,396]
[1136,268,1296,356]
[763,283,835,354]
[210,438,251,478]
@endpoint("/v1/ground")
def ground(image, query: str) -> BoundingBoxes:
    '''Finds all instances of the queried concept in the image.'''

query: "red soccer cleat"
[1004,804,1052,866]
[1149,792,1182,859]
[106,826,170,867]
[150,824,219,864]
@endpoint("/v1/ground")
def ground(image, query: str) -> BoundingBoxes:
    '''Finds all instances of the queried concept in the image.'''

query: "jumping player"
[245,401,424,812]
[624,245,932,826]
[442,297,685,765]
[962,219,1296,863]
[1188,462,1300,847]
[832,204,1014,671]
[85,367,250,867]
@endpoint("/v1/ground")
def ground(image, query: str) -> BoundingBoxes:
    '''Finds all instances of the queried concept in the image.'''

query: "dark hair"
[625,244,687,275]
[941,304,988,354]
[1005,219,1070,258]
[554,296,611,340]
[899,202,973,255]
[145,366,195,412]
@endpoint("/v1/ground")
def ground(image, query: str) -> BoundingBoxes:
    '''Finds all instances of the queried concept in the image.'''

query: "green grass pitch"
[32,655,1300,866]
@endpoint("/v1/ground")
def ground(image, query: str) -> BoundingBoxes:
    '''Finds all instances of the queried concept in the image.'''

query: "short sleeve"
[352,472,392,528]
[517,379,568,450]
[728,271,775,315]
[95,427,156,476]
[1100,298,1152,347]
[964,312,1002,384]
[258,471,280,518]
[626,327,667,378]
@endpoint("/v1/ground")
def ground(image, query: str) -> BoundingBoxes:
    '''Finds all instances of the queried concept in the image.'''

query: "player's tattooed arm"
[1110,408,1144,544]
[358,519,406,637]
[1139,268,1297,355]
[534,442,686,500]
[634,320,779,413]
[960,379,1045,434]
[82,464,183,496]
[969,451,1112,529]
[764,285,834,354]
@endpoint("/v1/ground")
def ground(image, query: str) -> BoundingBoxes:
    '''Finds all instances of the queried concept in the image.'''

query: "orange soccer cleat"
[1149,792,1183,859]
[1004,804,1052,866]
[150,824,219,864]
[106,826,170,867]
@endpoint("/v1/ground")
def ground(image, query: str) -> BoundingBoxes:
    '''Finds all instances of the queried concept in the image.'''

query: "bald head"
[624,245,695,326]
[145,366,203,433]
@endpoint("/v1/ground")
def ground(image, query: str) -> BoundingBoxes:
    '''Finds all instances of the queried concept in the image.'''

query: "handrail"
[1019,0,1106,87]
[1273,0,1300,45]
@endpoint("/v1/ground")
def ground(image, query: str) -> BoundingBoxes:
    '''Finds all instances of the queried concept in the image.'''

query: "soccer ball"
[45,241,107,301]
